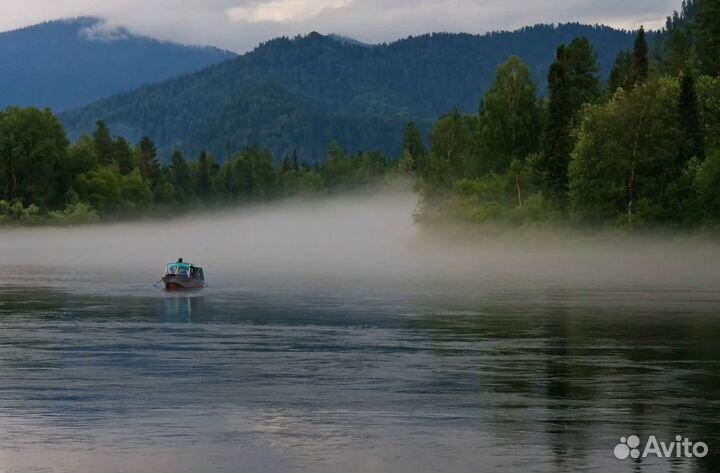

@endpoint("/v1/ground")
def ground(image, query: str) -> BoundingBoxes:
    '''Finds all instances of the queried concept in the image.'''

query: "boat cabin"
[164,262,205,281]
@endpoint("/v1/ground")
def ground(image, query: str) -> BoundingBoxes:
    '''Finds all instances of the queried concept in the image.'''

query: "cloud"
[227,0,351,23]
[0,0,680,53]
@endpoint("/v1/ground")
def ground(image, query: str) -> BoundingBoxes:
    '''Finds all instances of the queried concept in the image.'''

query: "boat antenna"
[200,245,209,267]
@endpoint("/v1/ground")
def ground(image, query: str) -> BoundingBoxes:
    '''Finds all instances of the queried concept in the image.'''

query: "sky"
[0,0,680,52]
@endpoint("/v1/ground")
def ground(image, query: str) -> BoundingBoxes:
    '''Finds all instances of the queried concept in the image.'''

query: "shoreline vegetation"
[2,0,719,233]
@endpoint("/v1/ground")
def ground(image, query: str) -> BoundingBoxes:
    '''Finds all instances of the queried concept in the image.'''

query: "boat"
[161,259,206,290]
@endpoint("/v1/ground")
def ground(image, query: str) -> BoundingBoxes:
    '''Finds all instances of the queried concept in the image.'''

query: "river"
[1,194,719,472]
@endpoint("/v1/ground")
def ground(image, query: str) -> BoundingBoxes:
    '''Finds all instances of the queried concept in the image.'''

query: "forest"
[59,23,636,161]
[1,0,719,230]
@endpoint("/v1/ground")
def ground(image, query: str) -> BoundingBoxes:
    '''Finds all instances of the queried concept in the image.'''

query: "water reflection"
[163,293,205,323]
[0,284,718,473]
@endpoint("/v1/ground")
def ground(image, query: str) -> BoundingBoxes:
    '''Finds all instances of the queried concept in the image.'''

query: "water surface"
[1,270,719,473]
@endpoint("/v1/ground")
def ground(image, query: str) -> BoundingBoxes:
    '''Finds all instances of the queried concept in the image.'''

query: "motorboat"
[161,259,206,290]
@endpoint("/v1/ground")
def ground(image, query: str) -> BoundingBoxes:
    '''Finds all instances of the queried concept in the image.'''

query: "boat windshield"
[164,263,205,280]
[165,263,191,276]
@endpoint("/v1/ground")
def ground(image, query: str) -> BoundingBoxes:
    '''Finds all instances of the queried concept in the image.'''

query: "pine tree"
[196,151,212,199]
[170,150,192,196]
[402,122,426,172]
[608,50,633,94]
[663,29,690,74]
[136,136,160,186]
[695,0,720,76]
[631,27,649,87]
[93,120,113,166]
[678,68,705,163]
[111,136,135,175]
[540,46,574,204]
[566,37,601,111]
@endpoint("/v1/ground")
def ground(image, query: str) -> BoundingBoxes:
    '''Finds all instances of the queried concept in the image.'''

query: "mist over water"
[1,190,720,298]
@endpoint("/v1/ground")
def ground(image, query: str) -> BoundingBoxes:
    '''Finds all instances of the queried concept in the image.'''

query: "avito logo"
[614,435,708,460]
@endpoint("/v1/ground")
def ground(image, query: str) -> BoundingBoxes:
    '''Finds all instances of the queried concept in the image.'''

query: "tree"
[402,122,426,173]
[0,107,69,209]
[631,27,649,87]
[539,38,601,206]
[111,137,135,175]
[476,56,541,174]
[136,136,160,187]
[565,37,601,111]
[428,111,476,179]
[608,50,633,94]
[170,150,193,200]
[695,149,720,220]
[663,29,690,74]
[540,46,574,204]
[695,0,720,76]
[93,120,113,166]
[196,151,213,199]
[569,79,684,225]
[678,69,705,164]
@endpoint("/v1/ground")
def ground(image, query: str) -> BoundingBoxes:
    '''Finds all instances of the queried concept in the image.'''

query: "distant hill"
[59,23,636,163]
[0,18,236,111]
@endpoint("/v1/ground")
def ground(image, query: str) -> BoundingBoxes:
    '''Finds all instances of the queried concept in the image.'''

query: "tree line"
[0,111,396,224]
[407,0,720,230]
[2,0,719,229]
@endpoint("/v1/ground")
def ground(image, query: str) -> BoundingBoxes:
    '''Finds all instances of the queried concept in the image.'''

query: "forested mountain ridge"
[0,18,236,111]
[59,23,637,163]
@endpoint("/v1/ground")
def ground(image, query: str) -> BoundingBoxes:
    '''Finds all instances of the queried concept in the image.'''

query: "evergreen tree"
[540,46,574,204]
[631,27,649,87]
[663,29,690,74]
[111,136,135,175]
[136,136,160,187]
[93,120,113,166]
[678,68,705,163]
[170,150,192,197]
[402,122,426,172]
[695,0,720,76]
[196,151,213,199]
[566,37,601,111]
[608,50,633,94]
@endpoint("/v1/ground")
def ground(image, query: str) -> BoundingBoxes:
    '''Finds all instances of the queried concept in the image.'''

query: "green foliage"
[678,69,705,163]
[569,78,684,226]
[539,38,601,205]
[0,107,69,209]
[697,75,720,149]
[2,24,720,231]
[401,122,427,174]
[47,202,100,225]
[695,0,720,76]
[631,27,650,87]
[565,37,602,110]
[695,149,720,220]
[0,200,41,224]
[608,50,634,95]
[663,29,691,74]
[477,56,541,173]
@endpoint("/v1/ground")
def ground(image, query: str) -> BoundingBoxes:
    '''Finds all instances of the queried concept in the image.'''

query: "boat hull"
[162,276,205,290]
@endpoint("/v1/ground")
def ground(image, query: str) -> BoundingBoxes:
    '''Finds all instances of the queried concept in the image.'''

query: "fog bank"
[1,191,720,293]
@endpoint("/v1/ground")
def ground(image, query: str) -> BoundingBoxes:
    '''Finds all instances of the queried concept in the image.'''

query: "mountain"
[0,18,236,111]
[59,23,636,163]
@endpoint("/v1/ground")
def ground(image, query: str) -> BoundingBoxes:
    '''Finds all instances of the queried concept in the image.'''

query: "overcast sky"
[0,0,680,52]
